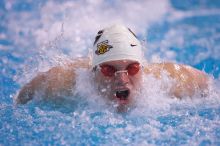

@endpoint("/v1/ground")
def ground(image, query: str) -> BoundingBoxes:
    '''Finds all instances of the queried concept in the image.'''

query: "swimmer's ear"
[93,30,104,46]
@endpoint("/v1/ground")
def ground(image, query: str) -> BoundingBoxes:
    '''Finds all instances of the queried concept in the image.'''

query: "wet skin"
[15,58,208,106]
[94,60,143,106]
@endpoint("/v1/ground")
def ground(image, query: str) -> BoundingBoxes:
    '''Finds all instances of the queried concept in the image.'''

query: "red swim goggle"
[99,62,141,77]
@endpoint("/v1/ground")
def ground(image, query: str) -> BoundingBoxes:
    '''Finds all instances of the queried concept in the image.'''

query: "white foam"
[5,0,171,85]
[6,0,170,52]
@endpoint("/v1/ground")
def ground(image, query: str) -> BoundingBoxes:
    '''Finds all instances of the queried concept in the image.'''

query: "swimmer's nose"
[115,71,129,86]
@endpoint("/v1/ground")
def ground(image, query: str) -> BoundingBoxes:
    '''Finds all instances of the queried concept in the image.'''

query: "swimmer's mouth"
[115,90,130,100]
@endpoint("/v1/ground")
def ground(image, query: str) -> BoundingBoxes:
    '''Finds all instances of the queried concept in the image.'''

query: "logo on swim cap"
[95,40,113,55]
[92,25,144,67]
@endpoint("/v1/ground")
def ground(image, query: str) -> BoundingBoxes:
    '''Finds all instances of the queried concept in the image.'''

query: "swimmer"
[15,24,208,108]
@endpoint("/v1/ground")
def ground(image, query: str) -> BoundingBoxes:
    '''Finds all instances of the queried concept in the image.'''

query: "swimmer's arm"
[144,63,209,98]
[15,66,76,104]
[16,57,90,104]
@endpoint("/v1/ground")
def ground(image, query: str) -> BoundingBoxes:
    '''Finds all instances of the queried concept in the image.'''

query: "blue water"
[1,0,220,145]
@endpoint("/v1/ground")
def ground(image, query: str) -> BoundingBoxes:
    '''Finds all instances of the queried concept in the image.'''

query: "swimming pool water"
[0,0,220,145]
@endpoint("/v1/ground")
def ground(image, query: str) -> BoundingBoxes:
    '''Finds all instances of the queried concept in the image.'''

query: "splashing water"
[0,0,220,145]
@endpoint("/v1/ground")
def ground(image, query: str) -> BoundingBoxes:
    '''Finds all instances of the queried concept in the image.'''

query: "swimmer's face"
[94,60,143,109]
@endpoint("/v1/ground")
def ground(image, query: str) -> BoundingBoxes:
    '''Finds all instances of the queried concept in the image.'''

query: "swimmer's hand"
[15,73,44,104]
[144,63,209,98]
[15,58,89,104]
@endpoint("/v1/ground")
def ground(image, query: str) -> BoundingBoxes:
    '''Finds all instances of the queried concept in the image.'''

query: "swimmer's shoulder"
[143,62,175,78]
[67,57,90,69]
[15,57,91,104]
[144,62,207,78]
[43,57,90,84]
[143,62,209,98]
[35,57,91,96]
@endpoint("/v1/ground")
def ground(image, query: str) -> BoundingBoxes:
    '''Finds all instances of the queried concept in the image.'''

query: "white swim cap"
[92,24,144,67]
